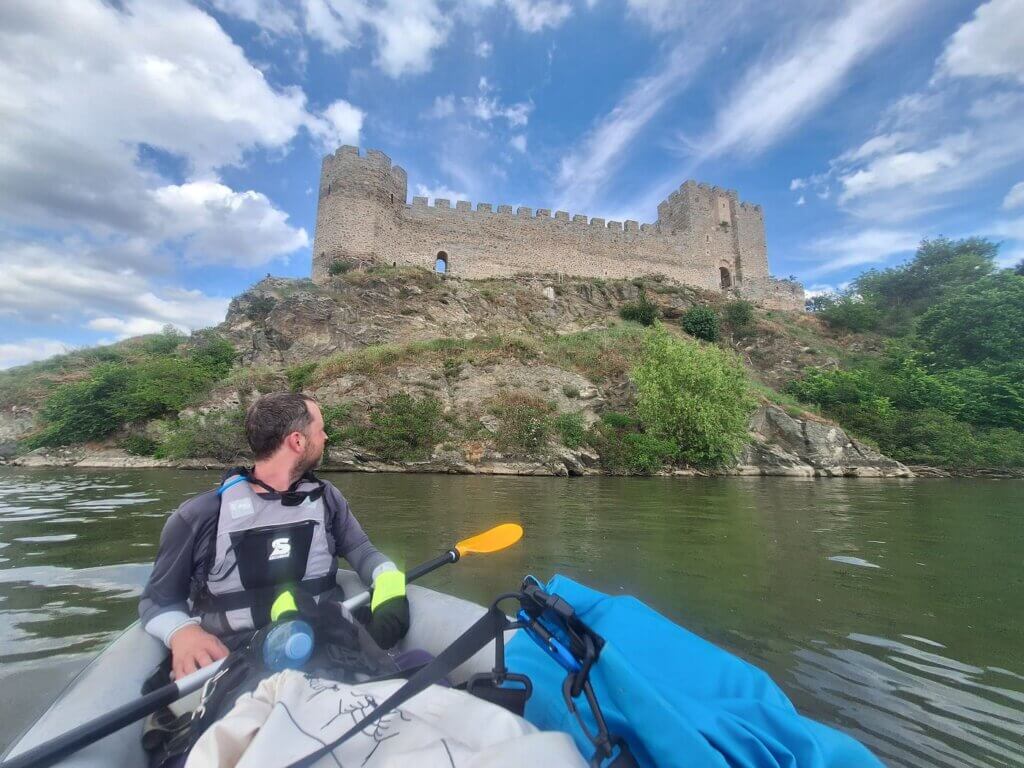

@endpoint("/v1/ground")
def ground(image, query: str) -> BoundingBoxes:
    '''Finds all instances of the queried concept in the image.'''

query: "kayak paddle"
[1,522,524,768]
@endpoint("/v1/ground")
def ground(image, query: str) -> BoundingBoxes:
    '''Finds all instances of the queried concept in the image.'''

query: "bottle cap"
[285,631,313,661]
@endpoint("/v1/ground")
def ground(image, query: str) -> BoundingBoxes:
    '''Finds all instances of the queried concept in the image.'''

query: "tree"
[632,326,753,466]
[916,272,1024,368]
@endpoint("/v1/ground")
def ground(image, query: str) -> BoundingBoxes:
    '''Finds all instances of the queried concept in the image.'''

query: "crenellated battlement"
[405,191,659,238]
[311,147,802,310]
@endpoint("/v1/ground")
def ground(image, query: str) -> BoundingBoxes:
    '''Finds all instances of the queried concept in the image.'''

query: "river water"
[0,468,1021,766]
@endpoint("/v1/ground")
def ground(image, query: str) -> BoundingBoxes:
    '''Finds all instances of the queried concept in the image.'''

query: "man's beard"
[295,441,323,476]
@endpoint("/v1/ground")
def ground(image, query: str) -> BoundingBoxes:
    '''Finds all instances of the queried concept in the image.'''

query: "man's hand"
[169,623,229,680]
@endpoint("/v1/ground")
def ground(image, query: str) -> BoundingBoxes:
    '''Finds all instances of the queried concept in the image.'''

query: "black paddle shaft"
[406,549,458,582]
[1,683,182,768]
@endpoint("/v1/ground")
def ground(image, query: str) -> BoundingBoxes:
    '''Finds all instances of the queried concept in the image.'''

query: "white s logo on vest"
[269,537,291,561]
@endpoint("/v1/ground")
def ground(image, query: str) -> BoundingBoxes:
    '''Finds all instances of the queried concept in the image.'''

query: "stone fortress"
[311,146,804,311]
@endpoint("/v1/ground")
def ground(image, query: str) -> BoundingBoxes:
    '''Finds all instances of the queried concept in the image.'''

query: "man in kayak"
[138,392,409,681]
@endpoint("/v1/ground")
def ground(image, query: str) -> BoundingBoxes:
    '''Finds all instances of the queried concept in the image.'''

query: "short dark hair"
[245,392,316,460]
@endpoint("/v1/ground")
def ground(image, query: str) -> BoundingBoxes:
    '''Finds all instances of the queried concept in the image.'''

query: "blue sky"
[2,0,1024,368]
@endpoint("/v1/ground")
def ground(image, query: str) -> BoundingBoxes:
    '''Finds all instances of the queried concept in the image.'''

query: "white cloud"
[476,40,493,57]
[938,0,1024,84]
[789,179,806,191]
[425,94,456,119]
[414,183,469,202]
[696,0,926,159]
[510,135,528,153]
[838,132,972,203]
[298,0,449,77]
[0,339,73,370]
[805,229,919,277]
[0,0,312,268]
[0,240,230,337]
[796,195,806,206]
[308,99,365,149]
[210,0,298,34]
[798,1,1024,224]
[1003,181,1024,210]
[506,0,572,32]
[151,181,309,265]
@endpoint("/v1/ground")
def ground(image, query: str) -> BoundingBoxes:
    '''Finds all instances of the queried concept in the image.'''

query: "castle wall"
[311,147,803,310]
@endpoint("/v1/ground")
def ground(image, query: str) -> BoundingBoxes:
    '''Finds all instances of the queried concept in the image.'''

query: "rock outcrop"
[736,405,912,477]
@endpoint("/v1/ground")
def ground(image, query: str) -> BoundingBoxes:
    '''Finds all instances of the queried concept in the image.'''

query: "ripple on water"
[793,634,1024,768]
[828,555,881,569]
[13,535,77,543]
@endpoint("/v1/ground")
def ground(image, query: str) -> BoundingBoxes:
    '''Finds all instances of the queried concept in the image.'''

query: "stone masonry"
[312,146,804,310]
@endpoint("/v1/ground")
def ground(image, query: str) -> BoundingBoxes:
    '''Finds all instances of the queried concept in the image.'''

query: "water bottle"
[262,619,315,671]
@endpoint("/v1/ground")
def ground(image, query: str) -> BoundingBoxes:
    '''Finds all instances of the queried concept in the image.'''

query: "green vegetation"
[25,332,236,448]
[121,433,158,457]
[618,292,659,326]
[285,362,317,392]
[554,412,586,449]
[723,300,754,334]
[328,259,355,275]
[355,393,446,462]
[540,325,647,382]
[680,306,720,342]
[586,412,677,475]
[155,407,248,462]
[632,326,754,466]
[794,238,1024,468]
[489,391,554,454]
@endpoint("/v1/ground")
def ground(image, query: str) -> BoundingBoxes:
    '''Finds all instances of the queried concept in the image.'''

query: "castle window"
[435,251,448,275]
[720,267,732,290]
[390,193,394,204]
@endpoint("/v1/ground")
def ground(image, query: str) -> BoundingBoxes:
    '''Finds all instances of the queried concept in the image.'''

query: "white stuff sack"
[185,670,586,768]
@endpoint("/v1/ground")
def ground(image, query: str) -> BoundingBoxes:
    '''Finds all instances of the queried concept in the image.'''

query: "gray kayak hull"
[4,571,507,767]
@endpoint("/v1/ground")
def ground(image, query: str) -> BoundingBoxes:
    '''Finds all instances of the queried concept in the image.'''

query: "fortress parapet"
[311,147,802,310]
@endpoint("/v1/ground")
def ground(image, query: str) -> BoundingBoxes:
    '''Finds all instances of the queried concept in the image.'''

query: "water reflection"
[0,468,1021,767]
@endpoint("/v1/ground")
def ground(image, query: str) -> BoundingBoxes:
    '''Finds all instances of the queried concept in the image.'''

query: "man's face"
[297,401,327,473]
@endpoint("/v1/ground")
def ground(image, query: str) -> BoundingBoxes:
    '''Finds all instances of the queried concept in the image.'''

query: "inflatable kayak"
[2,571,502,768]
[5,572,883,768]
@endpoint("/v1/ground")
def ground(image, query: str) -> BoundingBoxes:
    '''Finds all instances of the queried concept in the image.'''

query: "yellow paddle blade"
[455,523,523,556]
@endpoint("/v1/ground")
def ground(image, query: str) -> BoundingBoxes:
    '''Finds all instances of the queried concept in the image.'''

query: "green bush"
[631,326,753,466]
[156,408,248,462]
[27,336,236,448]
[489,391,554,455]
[554,412,586,449]
[680,306,720,342]
[121,433,158,456]
[286,362,317,392]
[328,259,355,275]
[723,300,754,332]
[142,327,186,355]
[618,293,659,326]
[356,393,446,462]
[320,403,354,446]
[586,413,676,474]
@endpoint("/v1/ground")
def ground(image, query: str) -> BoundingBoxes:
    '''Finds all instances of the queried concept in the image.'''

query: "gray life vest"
[195,474,338,635]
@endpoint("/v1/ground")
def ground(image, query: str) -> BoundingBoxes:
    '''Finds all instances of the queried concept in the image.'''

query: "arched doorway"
[720,266,732,290]
[435,251,448,275]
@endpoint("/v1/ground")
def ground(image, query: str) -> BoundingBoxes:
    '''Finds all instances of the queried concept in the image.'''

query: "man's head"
[245,392,327,477]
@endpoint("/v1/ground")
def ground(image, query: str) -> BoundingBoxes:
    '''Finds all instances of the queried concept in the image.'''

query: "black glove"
[361,595,410,650]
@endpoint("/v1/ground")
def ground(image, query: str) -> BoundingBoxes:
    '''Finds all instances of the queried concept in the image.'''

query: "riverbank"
[7,402,915,477]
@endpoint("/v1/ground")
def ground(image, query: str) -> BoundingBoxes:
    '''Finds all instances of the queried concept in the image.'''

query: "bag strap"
[283,605,510,768]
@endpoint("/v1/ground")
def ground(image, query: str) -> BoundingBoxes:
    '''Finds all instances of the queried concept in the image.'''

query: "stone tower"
[312,146,407,281]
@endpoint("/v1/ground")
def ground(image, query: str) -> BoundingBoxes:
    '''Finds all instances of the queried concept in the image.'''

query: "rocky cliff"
[6,267,911,477]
